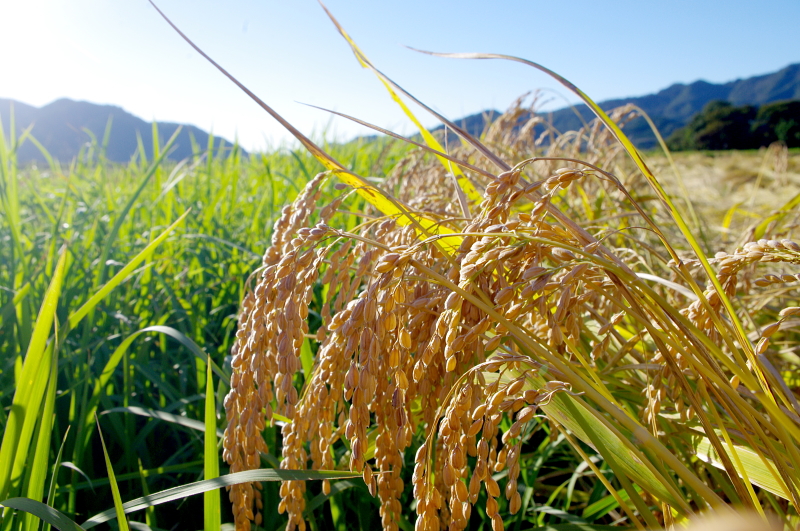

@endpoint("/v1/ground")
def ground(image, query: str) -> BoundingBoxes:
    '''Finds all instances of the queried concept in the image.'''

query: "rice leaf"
[81,469,362,528]
[0,282,29,329]
[0,248,67,501]
[754,190,800,240]
[67,210,190,330]
[555,395,661,529]
[102,406,223,438]
[136,460,156,529]
[300,337,314,380]
[95,416,129,531]
[204,358,221,531]
[317,1,482,204]
[0,498,85,531]
[23,331,60,531]
[694,436,793,500]
[43,427,71,531]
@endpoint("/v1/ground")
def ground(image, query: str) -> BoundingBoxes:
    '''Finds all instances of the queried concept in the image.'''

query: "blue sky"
[2,0,799,151]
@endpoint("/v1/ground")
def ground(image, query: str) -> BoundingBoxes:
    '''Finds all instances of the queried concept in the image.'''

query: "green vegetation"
[668,100,800,150]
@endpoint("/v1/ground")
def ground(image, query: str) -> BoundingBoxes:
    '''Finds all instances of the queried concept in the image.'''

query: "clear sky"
[2,1,799,152]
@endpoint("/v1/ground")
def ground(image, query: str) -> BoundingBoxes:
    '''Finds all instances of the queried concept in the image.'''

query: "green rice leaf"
[23,332,59,531]
[0,498,85,531]
[318,2,482,204]
[81,469,362,529]
[43,427,71,531]
[102,406,224,438]
[204,358,221,531]
[517,370,688,511]
[694,436,793,500]
[95,416,129,531]
[0,248,67,501]
[0,282,29,329]
[68,210,190,330]
[300,337,314,380]
[753,190,800,240]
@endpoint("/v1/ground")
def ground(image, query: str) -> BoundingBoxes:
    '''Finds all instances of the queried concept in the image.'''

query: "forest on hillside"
[668,99,800,150]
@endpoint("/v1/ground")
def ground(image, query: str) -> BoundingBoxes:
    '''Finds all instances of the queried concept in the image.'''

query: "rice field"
[3,8,800,531]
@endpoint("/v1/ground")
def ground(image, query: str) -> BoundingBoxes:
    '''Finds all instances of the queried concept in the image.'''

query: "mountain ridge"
[0,97,240,163]
[439,62,800,149]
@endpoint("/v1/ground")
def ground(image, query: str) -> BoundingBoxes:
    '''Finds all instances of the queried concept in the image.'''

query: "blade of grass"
[0,248,67,502]
[316,1,482,203]
[67,210,190,330]
[204,357,221,531]
[0,283,29,330]
[43,427,70,531]
[694,436,794,500]
[81,469,362,528]
[0,499,85,531]
[298,103,496,180]
[22,328,60,531]
[95,415,130,531]
[137,460,156,529]
[101,406,223,438]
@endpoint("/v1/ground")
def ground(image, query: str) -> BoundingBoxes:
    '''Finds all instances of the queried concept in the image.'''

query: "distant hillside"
[0,98,241,163]
[436,63,800,149]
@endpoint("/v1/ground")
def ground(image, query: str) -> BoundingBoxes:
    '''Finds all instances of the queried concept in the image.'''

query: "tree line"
[667,99,800,150]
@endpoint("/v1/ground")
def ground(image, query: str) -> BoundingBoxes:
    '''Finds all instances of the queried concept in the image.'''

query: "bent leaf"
[81,469,361,528]
[146,1,461,254]
[80,324,224,453]
[96,417,129,531]
[0,498,85,531]
[694,436,793,500]
[318,1,482,204]
[102,406,224,438]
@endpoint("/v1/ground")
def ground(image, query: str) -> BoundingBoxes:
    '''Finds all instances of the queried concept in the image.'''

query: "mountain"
[0,98,240,163]
[437,63,800,149]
